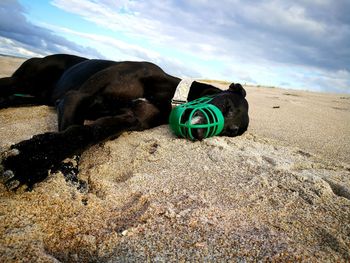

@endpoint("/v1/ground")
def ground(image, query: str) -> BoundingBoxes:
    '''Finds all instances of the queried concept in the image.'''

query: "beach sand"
[0,56,349,262]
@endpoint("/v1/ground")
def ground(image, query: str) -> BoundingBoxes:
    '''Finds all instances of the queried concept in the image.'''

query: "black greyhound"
[0,54,249,189]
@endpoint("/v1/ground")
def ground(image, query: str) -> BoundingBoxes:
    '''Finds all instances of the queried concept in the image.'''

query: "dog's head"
[189,83,249,140]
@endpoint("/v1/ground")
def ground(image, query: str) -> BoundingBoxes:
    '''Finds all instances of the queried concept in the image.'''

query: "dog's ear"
[228,83,246,98]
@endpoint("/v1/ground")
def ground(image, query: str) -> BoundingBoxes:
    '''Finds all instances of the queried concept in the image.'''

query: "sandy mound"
[0,56,349,262]
[0,106,349,262]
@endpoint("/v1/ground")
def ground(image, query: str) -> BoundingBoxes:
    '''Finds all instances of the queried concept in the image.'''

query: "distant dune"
[0,55,26,78]
[1,55,349,262]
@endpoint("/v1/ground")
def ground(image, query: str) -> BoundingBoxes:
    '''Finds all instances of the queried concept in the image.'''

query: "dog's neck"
[172,79,222,105]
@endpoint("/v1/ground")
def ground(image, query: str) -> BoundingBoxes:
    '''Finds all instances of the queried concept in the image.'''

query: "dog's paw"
[1,133,63,190]
[1,148,21,190]
[1,146,48,190]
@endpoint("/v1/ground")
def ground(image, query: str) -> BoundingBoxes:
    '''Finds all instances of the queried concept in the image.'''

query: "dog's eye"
[226,106,239,117]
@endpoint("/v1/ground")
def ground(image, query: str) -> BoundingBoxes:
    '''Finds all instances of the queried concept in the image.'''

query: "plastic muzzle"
[169,96,224,140]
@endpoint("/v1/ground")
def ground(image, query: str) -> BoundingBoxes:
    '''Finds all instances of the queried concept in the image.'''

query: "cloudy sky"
[0,0,349,93]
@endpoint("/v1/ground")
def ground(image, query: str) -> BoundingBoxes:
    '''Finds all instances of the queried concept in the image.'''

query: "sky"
[0,0,349,94]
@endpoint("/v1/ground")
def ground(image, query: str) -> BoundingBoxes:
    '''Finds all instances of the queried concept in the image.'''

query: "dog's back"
[52,59,118,102]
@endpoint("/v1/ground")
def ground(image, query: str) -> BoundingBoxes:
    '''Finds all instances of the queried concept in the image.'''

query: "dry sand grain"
[0,55,349,262]
[246,85,350,164]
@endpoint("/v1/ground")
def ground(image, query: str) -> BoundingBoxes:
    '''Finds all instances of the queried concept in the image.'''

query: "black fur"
[0,54,249,189]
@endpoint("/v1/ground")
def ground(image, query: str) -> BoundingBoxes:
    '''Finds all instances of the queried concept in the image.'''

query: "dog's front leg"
[1,112,139,190]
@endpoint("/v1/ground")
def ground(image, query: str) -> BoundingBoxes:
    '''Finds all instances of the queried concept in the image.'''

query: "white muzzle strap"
[172,79,194,105]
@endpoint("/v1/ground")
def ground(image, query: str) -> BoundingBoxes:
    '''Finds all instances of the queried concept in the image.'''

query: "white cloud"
[0,0,349,93]
[0,36,47,57]
[42,23,201,77]
[297,68,350,93]
[51,0,349,68]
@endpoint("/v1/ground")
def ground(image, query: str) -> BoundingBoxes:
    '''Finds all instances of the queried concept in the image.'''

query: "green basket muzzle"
[169,96,224,140]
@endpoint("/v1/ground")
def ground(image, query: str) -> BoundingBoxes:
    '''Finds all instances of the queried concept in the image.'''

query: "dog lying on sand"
[0,54,249,189]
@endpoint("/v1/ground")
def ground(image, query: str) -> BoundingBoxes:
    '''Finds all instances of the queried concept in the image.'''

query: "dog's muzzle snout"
[169,96,225,140]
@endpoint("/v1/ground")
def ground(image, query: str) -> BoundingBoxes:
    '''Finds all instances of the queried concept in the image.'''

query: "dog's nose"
[229,125,239,135]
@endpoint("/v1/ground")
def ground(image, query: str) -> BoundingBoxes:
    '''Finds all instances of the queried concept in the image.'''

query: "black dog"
[0,54,249,189]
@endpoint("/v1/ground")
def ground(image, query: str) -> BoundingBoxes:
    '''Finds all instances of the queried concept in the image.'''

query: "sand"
[0,55,349,262]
